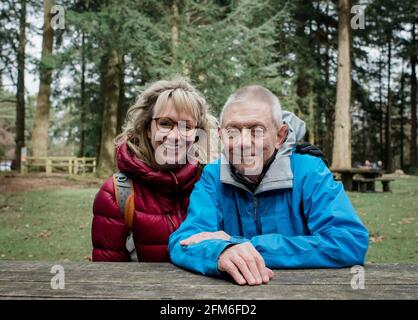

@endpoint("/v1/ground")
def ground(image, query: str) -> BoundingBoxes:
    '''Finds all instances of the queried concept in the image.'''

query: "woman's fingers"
[180,231,230,246]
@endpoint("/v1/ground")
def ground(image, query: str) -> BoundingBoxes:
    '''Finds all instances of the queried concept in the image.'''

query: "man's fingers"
[253,254,269,283]
[241,253,263,285]
[231,255,257,285]
[218,243,273,286]
[266,267,275,279]
[222,260,246,285]
[246,244,269,283]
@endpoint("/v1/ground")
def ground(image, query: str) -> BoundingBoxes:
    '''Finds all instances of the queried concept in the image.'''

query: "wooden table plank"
[0,262,417,300]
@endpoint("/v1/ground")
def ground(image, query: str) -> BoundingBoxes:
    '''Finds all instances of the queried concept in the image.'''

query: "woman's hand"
[180,231,231,246]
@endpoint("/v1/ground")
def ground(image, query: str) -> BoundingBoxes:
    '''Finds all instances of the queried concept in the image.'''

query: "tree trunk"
[14,0,26,170]
[30,0,54,157]
[97,48,121,175]
[332,0,352,170]
[116,54,125,135]
[324,0,333,161]
[410,23,417,169]
[308,93,315,144]
[78,32,86,157]
[400,65,405,170]
[171,0,179,64]
[385,35,393,172]
[378,54,384,161]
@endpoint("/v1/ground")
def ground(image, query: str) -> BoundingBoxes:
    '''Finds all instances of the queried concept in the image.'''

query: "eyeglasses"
[224,126,266,139]
[152,117,197,137]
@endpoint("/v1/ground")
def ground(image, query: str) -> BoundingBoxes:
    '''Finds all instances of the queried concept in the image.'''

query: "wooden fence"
[21,156,96,175]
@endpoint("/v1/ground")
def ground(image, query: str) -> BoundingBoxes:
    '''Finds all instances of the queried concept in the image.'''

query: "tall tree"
[410,22,417,170]
[332,0,352,169]
[378,54,384,160]
[97,48,121,174]
[400,65,405,169]
[30,0,54,157]
[78,31,86,157]
[14,0,26,170]
[385,31,393,172]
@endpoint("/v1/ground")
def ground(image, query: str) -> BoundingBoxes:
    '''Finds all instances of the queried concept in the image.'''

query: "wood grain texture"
[0,262,417,300]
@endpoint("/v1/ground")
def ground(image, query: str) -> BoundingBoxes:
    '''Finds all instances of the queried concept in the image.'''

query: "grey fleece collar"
[220,110,306,195]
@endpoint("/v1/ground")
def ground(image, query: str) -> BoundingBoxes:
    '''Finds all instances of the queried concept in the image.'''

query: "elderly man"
[169,85,369,286]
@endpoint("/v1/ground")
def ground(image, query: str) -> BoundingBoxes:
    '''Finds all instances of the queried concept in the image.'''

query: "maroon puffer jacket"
[91,143,201,262]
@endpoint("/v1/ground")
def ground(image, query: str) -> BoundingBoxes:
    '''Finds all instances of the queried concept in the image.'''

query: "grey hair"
[219,85,283,127]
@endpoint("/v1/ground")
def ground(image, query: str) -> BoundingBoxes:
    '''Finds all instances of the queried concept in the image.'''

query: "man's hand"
[180,231,230,246]
[218,242,274,286]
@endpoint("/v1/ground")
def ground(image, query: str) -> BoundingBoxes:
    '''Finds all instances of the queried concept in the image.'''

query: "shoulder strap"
[112,172,138,262]
[113,172,135,229]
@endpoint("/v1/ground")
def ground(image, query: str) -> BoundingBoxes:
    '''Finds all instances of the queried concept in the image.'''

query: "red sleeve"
[91,176,130,262]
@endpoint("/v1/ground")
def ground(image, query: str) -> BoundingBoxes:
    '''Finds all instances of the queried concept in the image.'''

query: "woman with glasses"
[91,78,217,262]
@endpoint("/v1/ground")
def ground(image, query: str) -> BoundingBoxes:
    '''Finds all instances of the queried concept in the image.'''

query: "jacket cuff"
[229,236,250,244]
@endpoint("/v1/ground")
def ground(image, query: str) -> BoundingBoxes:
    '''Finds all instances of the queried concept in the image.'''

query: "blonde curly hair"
[115,78,218,169]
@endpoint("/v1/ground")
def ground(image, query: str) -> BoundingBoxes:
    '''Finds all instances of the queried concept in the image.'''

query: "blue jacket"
[169,116,369,277]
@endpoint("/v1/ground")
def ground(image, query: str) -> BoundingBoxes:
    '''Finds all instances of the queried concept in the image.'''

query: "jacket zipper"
[253,196,260,235]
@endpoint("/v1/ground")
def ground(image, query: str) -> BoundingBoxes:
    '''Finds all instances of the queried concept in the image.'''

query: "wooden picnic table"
[331,168,393,192]
[0,261,417,299]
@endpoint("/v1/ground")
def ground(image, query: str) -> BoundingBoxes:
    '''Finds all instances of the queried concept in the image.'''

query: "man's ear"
[275,123,288,149]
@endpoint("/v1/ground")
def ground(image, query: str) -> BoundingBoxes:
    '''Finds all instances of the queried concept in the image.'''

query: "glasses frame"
[152,117,198,137]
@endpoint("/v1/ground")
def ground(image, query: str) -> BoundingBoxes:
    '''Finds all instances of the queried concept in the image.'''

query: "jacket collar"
[116,143,200,194]
[220,110,305,195]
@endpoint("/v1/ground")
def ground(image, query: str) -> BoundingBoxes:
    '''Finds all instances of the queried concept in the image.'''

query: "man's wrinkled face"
[219,101,288,178]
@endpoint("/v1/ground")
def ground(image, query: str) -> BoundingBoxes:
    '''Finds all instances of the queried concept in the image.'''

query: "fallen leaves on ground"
[370,234,385,243]
[37,230,52,238]
[398,217,415,225]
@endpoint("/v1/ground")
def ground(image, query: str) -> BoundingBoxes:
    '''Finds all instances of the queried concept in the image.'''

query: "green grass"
[349,176,418,263]
[0,188,97,261]
[0,176,417,263]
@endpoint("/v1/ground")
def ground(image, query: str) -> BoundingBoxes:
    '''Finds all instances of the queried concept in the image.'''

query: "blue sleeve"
[168,165,247,276]
[250,157,369,268]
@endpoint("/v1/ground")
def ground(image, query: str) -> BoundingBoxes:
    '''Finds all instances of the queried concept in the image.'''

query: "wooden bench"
[375,176,395,192]
[333,172,342,181]
[331,168,384,192]
[353,174,375,192]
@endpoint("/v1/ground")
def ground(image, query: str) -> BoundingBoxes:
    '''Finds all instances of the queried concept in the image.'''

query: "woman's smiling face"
[148,98,198,170]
